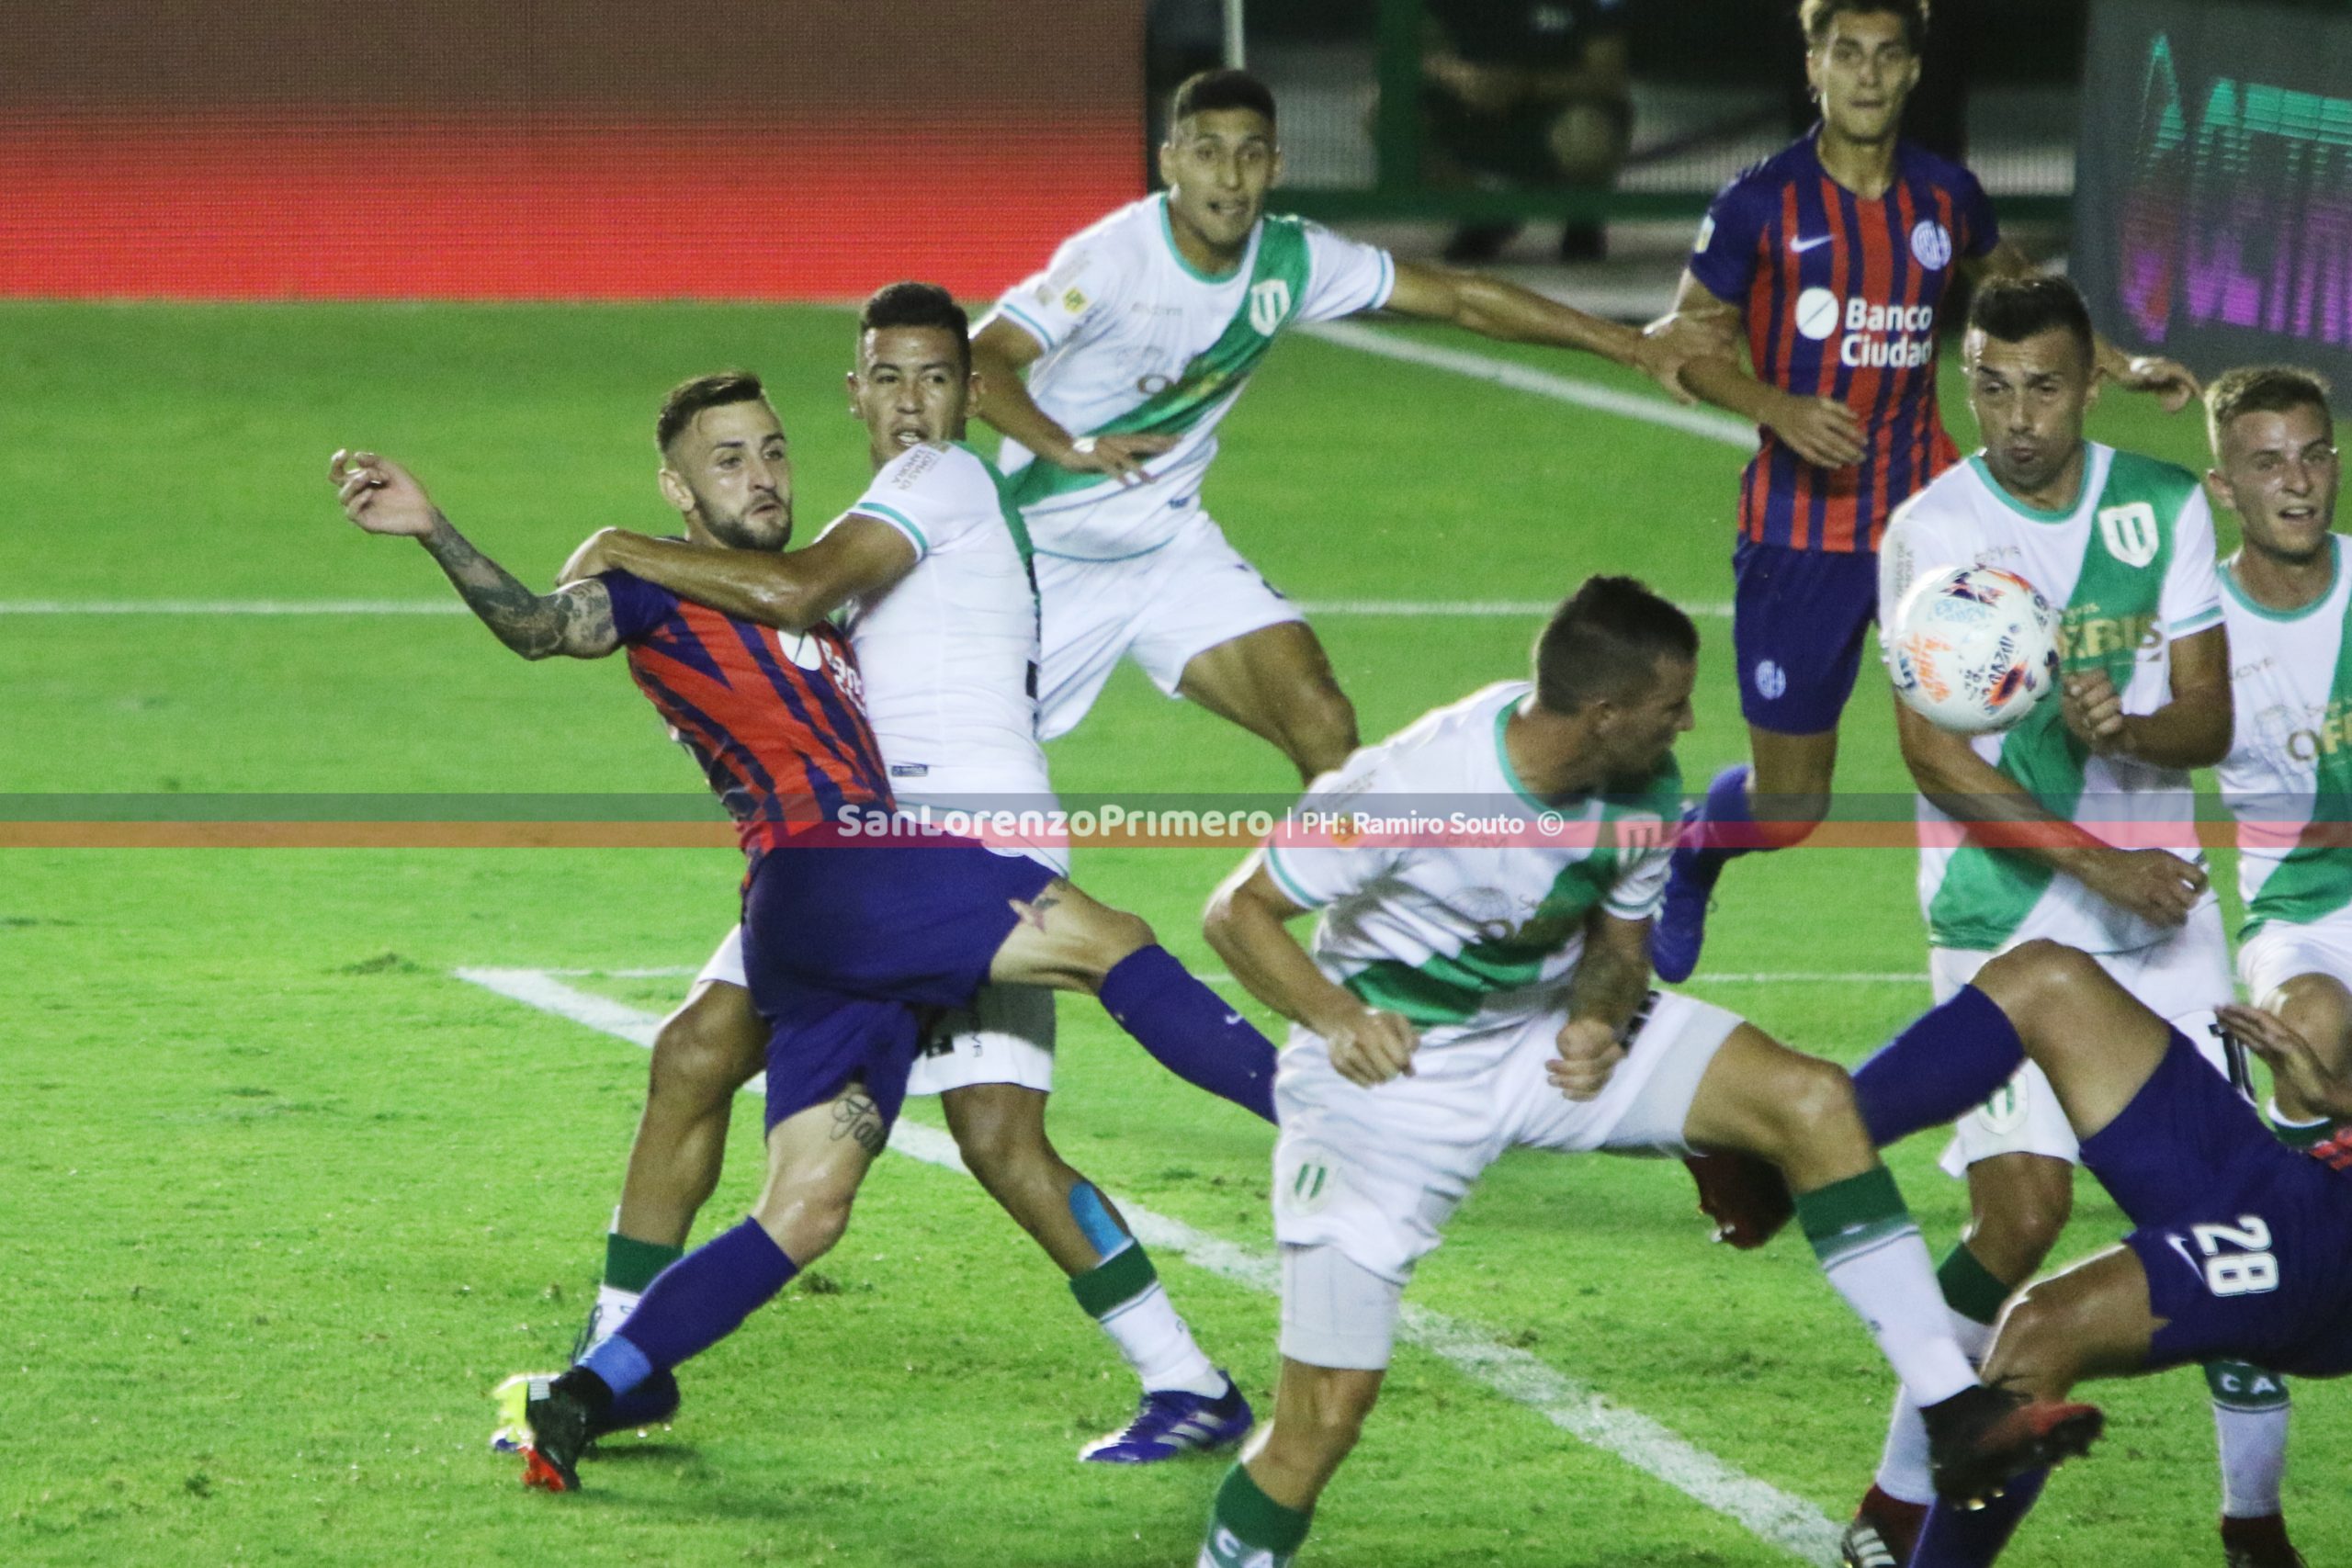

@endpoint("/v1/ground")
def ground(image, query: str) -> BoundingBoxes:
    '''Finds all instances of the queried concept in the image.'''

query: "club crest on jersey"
[1910,219,1953,270]
[1248,278,1293,336]
[2098,502,2161,569]
[775,629,827,671]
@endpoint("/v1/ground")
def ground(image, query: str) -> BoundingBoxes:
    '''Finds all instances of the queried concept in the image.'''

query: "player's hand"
[1319,1004,1420,1087]
[1546,1017,1624,1101]
[1765,391,1866,469]
[2219,1004,2352,1122]
[2116,354,2202,414]
[328,450,441,538]
[2081,847,2205,927]
[2060,670,2130,756]
[558,527,645,586]
[1633,315,1706,407]
[1053,432,1175,488]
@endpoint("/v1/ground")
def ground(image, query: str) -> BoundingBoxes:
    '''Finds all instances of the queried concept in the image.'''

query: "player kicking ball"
[325,376,1278,1494]
[1189,578,2097,1568]
[487,289,1256,1468]
[1841,941,2352,1566]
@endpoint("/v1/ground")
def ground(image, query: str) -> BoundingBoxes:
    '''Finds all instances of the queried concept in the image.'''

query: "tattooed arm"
[329,449,620,660]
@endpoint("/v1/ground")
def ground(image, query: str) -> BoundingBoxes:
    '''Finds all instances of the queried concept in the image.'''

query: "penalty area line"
[454,964,1841,1566]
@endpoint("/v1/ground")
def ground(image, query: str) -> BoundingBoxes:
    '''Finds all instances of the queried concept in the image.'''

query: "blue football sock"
[582,1218,798,1395]
[1850,986,2027,1147]
[1682,763,1758,879]
[1099,945,1277,1123]
[1909,1467,2048,1565]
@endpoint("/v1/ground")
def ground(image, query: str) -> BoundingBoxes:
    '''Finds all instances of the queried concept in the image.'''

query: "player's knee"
[944,1101,1052,1190]
[759,1176,859,1262]
[1975,939,2103,1037]
[1967,1161,2073,1269]
[649,997,763,1111]
[1279,677,1359,782]
[2277,973,2352,1073]
[1988,1280,2091,1394]
[1071,904,1156,987]
[1747,1053,1861,1166]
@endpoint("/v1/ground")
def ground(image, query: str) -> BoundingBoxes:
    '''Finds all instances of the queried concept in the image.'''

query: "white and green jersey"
[1263,682,1679,1051]
[1878,442,2224,953]
[2221,536,2352,935]
[831,441,1049,798]
[979,195,1396,561]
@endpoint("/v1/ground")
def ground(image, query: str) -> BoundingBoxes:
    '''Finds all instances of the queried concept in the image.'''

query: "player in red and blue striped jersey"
[1651,0,2199,987]
[325,375,1281,1495]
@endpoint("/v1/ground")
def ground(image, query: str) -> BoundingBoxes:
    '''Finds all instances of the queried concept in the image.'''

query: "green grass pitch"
[3,301,2346,1566]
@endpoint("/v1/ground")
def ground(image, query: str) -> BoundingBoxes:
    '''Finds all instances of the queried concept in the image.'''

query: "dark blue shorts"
[2084,1032,2352,1380]
[740,830,1060,1132]
[1730,538,1882,734]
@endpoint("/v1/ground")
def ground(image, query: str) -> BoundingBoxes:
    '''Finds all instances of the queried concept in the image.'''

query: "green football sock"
[605,1231,684,1294]
[1202,1463,1312,1567]
[1935,1239,2012,1328]
[2271,1112,2334,1151]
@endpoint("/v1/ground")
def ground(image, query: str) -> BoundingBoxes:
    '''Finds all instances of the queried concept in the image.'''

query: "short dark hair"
[1534,577,1699,715]
[860,281,971,372]
[1169,68,1276,131]
[656,371,765,455]
[2207,365,2335,450]
[1967,276,2096,365]
[1800,0,1929,51]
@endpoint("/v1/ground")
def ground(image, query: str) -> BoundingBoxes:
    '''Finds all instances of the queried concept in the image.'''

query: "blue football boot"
[1079,1373,1253,1464]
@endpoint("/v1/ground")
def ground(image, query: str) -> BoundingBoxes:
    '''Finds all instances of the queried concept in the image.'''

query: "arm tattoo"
[1010,891,1063,933]
[1567,927,1649,1037]
[831,1091,888,1156]
[421,515,615,659]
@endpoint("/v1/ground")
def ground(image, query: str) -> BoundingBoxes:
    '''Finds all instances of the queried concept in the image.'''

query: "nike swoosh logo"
[1789,234,1834,254]
[2165,1234,2207,1280]
[1223,1012,1243,1026]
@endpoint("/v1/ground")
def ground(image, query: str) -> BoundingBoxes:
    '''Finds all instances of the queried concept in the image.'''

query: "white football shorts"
[1933,900,2233,1175]
[2239,911,2352,1010]
[1034,507,1306,741]
[1271,988,1741,1367]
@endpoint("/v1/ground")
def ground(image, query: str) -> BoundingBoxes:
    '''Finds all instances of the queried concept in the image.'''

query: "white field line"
[454,964,1841,1565]
[1305,321,1758,451]
[0,598,1736,618]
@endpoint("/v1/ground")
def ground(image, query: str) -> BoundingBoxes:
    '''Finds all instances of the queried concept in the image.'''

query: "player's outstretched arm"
[1659,269,1865,468]
[1382,260,1701,405]
[1204,855,1418,1085]
[1969,241,2200,411]
[327,449,619,660]
[968,318,1174,488]
[1545,909,1651,1101]
[556,518,914,636]
[2219,1004,2352,1124]
[1893,697,2206,927]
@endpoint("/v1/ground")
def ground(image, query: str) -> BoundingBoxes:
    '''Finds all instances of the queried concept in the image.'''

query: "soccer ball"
[1884,565,2062,735]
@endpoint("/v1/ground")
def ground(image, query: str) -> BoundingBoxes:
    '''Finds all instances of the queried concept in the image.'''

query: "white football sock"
[1873,1307,1995,1505]
[1820,1225,1979,1408]
[2212,1379,2290,1517]
[589,1284,643,1353]
[1099,1280,1225,1397]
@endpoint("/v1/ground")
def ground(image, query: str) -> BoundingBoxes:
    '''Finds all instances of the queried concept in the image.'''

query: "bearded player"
[1190,579,2100,1568]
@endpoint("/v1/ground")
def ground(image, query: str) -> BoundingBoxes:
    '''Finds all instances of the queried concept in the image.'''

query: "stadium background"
[7,2,2352,1564]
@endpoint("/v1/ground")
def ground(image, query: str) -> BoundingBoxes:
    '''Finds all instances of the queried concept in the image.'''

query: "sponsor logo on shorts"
[1279,1140,1339,1216]
[1979,1079,2029,1134]
[1753,660,1788,701]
